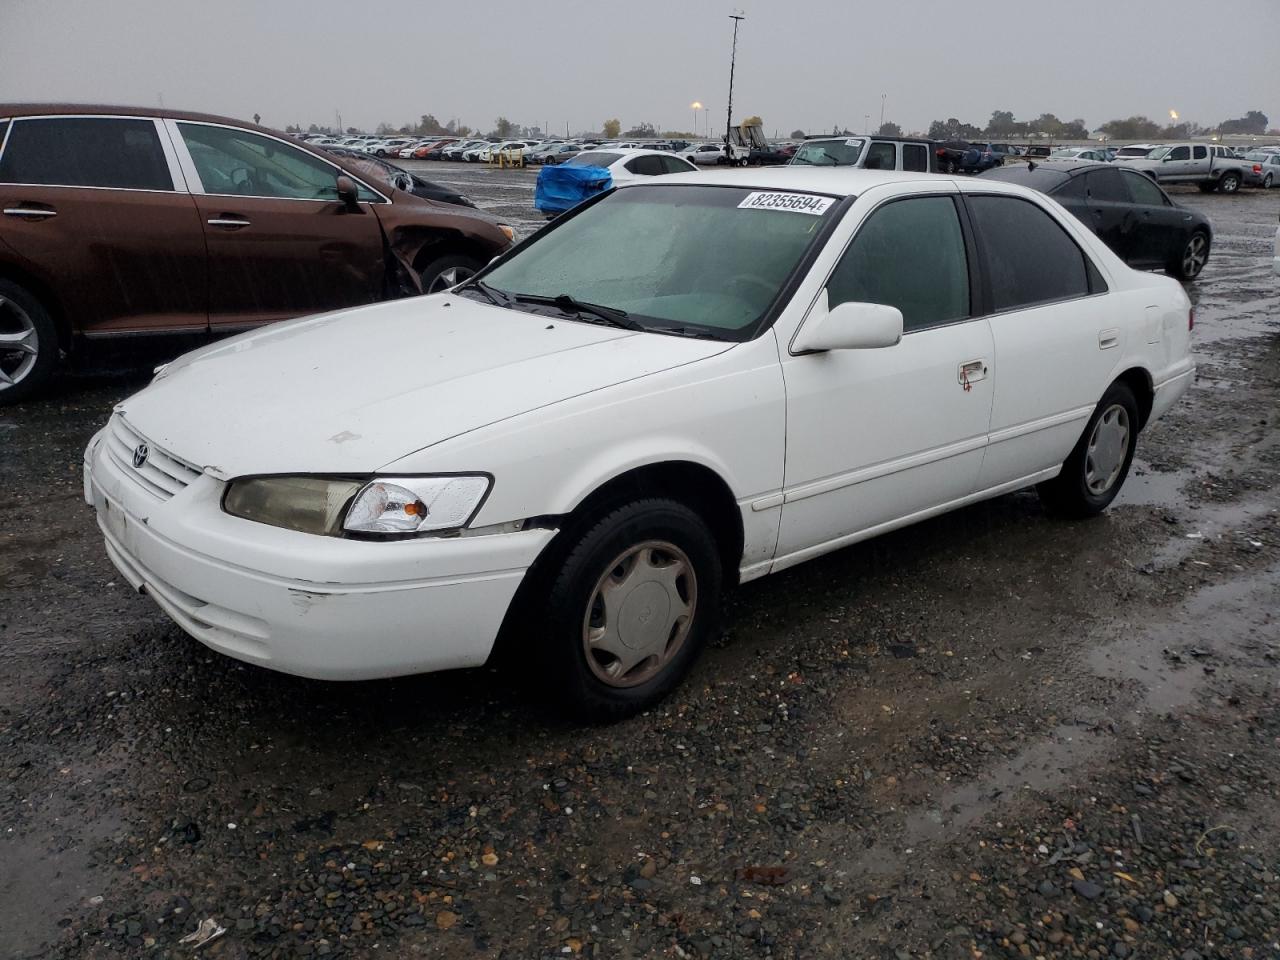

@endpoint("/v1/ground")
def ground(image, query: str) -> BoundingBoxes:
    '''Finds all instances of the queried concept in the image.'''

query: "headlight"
[224,477,364,536]
[344,476,490,535]
[222,475,491,538]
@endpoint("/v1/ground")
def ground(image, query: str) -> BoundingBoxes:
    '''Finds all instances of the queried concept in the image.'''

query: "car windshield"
[791,138,865,166]
[1115,147,1150,157]
[1146,146,1173,160]
[1049,149,1082,158]
[566,151,623,168]
[474,184,838,339]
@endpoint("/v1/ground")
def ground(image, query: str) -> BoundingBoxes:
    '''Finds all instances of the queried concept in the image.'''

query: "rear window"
[568,151,623,168]
[0,116,172,190]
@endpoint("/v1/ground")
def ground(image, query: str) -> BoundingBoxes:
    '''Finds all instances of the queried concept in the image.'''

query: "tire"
[1037,382,1140,519]
[1264,173,1273,189]
[537,498,722,722]
[1217,172,1240,194]
[1169,230,1210,281]
[0,279,59,405]
[417,253,483,295]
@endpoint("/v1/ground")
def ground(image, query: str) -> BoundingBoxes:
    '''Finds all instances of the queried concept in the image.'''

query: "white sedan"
[562,148,698,183]
[85,169,1194,720]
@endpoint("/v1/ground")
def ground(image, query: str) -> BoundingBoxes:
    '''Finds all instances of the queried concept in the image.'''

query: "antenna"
[725,12,745,152]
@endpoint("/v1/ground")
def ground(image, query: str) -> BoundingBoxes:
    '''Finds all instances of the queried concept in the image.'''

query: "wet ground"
[1,173,1278,960]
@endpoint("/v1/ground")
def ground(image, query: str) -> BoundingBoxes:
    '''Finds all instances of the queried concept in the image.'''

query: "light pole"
[864,114,870,134]
[691,101,703,137]
[880,93,886,130]
[725,13,744,154]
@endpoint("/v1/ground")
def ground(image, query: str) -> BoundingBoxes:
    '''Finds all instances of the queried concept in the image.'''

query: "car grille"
[104,416,202,501]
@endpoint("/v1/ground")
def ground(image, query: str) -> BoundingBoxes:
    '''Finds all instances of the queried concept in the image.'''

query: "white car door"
[960,189,1122,489]
[775,189,995,567]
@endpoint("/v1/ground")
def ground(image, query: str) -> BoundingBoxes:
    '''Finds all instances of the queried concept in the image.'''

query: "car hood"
[119,296,731,479]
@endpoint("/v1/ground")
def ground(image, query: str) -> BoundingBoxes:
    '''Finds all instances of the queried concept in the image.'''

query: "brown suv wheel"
[0,280,58,404]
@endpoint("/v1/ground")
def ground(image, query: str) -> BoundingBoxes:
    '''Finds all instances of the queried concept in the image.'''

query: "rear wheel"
[538,499,722,721]
[1037,382,1139,518]
[1264,173,1274,189]
[418,254,483,295]
[1170,230,1210,280]
[1217,172,1240,194]
[0,280,58,405]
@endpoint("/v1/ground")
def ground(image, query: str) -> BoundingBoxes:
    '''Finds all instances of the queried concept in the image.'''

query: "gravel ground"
[1,172,1278,960]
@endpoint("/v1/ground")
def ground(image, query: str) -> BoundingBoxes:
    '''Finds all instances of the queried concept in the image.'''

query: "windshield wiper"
[514,293,644,331]
[460,278,513,307]
[648,325,727,341]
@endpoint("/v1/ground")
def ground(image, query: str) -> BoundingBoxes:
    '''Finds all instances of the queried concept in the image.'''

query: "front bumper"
[84,426,553,681]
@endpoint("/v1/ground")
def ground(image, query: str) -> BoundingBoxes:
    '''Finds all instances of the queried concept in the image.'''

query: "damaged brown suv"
[0,104,515,402]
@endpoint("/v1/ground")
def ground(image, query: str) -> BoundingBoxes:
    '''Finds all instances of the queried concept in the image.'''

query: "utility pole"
[725,12,744,155]
[880,93,886,130]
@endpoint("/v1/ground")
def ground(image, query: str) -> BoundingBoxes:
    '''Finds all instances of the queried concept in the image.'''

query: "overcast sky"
[3,0,1277,137]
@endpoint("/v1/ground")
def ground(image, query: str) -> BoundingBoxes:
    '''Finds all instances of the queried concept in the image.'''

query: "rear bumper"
[84,427,553,681]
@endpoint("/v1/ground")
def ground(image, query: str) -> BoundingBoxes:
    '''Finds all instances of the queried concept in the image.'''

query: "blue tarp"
[534,164,613,215]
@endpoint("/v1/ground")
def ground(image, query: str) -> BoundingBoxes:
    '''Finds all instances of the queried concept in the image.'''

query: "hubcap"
[1084,404,1131,495]
[426,265,477,294]
[1182,234,1208,277]
[582,540,697,688]
[0,296,39,391]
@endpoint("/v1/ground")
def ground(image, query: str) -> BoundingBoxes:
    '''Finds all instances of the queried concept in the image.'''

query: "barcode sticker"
[738,192,835,216]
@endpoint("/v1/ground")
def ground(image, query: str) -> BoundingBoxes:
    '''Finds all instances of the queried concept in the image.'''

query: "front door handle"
[958,359,988,390]
[207,216,251,229]
[3,206,57,219]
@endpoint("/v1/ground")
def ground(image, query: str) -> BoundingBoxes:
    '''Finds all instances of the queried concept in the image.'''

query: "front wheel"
[1217,172,1240,194]
[417,253,483,295]
[1170,230,1210,280]
[538,499,722,721]
[0,280,59,405]
[1037,382,1139,518]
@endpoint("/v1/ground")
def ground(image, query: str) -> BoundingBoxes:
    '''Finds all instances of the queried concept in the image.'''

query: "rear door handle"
[207,216,251,229]
[3,206,57,219]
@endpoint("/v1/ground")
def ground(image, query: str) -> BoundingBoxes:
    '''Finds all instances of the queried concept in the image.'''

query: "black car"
[979,162,1212,280]
[321,147,476,208]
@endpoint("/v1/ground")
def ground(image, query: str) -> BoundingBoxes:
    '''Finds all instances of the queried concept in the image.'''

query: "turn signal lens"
[344,476,491,536]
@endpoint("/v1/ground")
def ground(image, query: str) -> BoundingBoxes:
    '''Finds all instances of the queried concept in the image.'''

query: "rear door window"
[902,143,928,172]
[967,195,1091,311]
[1085,168,1127,202]
[1120,170,1167,206]
[1193,145,1208,160]
[0,116,173,190]
[625,155,666,176]
[828,195,970,333]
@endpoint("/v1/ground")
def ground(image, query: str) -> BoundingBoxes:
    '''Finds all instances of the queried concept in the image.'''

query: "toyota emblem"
[132,443,149,468]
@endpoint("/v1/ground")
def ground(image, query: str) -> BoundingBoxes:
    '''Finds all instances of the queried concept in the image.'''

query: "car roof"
[0,102,258,126]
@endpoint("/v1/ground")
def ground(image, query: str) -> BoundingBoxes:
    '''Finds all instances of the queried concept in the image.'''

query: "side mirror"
[792,292,903,352]
[336,175,360,209]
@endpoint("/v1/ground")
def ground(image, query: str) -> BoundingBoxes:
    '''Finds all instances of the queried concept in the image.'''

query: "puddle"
[1115,460,1196,507]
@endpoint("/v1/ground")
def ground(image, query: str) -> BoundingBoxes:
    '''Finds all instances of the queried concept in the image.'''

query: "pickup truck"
[1117,142,1259,194]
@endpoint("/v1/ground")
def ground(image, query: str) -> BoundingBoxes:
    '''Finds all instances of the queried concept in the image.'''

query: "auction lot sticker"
[738,192,835,216]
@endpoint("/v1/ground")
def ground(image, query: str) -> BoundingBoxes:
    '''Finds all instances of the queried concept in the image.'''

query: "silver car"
[1242,152,1280,188]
